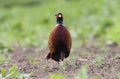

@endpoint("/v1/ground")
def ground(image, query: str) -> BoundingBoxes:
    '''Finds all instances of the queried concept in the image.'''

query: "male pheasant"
[46,13,72,62]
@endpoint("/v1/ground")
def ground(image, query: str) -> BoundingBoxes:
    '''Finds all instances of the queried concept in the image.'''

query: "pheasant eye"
[58,15,62,18]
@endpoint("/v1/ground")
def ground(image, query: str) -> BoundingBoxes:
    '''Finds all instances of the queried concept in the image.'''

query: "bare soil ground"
[0,42,120,79]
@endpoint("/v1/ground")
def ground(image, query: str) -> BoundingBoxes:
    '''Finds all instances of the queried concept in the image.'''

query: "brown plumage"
[46,13,72,62]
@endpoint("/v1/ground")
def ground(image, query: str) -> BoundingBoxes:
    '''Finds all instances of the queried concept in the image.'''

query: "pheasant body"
[46,13,72,62]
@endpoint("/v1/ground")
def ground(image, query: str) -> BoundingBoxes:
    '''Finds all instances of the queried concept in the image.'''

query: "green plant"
[0,54,9,64]
[0,64,30,79]
[117,72,120,79]
[48,74,65,79]
[101,46,109,53]
[59,60,67,70]
[28,55,39,65]
[59,56,77,70]
[76,65,88,79]
[0,42,13,53]
[93,55,104,66]
[90,76,101,79]
[81,50,87,57]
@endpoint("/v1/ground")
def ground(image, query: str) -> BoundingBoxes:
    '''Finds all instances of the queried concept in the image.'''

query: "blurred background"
[0,0,120,50]
[0,0,120,78]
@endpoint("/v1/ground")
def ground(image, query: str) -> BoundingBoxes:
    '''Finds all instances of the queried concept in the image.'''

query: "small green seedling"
[0,64,30,79]
[59,61,67,70]
[0,54,9,64]
[28,55,39,65]
[117,72,120,79]
[81,50,87,57]
[93,55,104,66]
[76,65,88,79]
[48,74,65,79]
[0,42,13,53]
[102,46,109,53]
[59,56,77,70]
[90,76,101,79]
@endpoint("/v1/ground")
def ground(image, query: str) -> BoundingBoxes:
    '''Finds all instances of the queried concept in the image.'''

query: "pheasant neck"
[56,18,63,24]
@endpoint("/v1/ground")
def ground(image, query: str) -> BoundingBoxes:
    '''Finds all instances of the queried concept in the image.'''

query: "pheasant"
[46,13,72,62]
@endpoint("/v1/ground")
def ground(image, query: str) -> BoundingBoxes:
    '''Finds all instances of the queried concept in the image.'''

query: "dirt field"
[0,42,120,79]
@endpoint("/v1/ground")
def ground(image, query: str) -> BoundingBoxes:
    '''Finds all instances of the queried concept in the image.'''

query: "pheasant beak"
[55,14,57,16]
